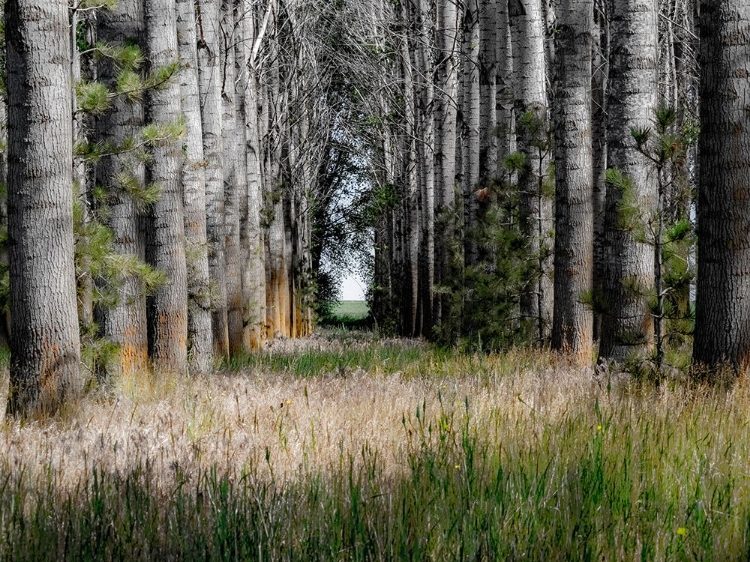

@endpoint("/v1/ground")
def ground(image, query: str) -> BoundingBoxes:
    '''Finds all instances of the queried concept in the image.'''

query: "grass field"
[2,334,750,559]
[331,300,370,320]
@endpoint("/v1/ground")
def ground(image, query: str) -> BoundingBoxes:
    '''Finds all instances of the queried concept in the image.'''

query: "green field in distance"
[332,301,369,320]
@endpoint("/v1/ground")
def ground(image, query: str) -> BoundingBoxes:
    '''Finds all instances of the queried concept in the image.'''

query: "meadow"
[1,332,750,560]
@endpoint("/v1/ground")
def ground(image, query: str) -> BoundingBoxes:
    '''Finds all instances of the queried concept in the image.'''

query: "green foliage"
[76,81,110,115]
[74,196,167,313]
[504,151,526,174]
[433,173,538,351]
[145,61,182,91]
[517,108,550,153]
[116,70,144,101]
[114,171,162,208]
[141,116,186,147]
[76,0,118,9]
[92,42,145,72]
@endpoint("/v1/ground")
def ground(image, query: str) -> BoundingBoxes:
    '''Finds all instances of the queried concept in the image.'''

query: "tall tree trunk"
[196,0,229,358]
[0,11,10,350]
[144,0,189,374]
[6,0,82,415]
[479,0,498,182]
[265,36,289,339]
[243,5,266,349]
[221,0,245,354]
[176,0,213,375]
[598,0,658,361]
[416,0,435,336]
[96,0,149,375]
[71,5,94,330]
[434,0,460,328]
[462,0,481,268]
[551,0,594,364]
[401,0,419,337]
[496,0,514,168]
[591,0,609,340]
[693,0,750,371]
[511,0,553,343]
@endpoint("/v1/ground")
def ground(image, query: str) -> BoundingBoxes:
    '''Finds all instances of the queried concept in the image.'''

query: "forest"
[0,0,750,558]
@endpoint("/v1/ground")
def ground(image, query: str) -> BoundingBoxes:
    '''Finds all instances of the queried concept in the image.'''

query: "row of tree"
[3,0,750,415]
[3,0,371,416]
[363,0,750,376]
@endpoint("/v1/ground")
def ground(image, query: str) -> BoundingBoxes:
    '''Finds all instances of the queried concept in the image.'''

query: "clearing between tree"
[0,332,749,559]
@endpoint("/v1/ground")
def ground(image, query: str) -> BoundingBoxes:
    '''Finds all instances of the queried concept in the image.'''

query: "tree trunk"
[479,0,498,182]
[221,0,245,354]
[6,0,82,415]
[416,0,435,336]
[196,0,229,358]
[71,6,94,331]
[144,0,189,374]
[496,0,514,166]
[462,0,481,268]
[598,0,658,361]
[401,0,420,337]
[96,0,149,376]
[242,4,266,349]
[434,0,460,328]
[264,35,290,339]
[511,0,553,343]
[693,0,750,372]
[176,0,213,375]
[591,0,609,340]
[551,0,594,364]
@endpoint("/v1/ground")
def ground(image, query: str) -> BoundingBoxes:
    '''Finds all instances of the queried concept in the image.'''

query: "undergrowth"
[1,336,750,560]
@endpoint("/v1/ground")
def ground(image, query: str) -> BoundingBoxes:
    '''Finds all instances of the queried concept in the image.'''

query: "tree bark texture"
[96,0,149,375]
[511,0,553,342]
[6,0,82,415]
[598,0,658,361]
[693,0,750,371]
[176,0,213,375]
[552,0,595,364]
[196,0,229,358]
[243,11,266,349]
[434,0,460,327]
[221,0,245,354]
[144,0,189,374]
[462,0,481,268]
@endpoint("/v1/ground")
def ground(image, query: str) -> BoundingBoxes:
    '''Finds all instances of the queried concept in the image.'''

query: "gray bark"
[6,0,82,415]
[242,4,266,349]
[598,0,658,361]
[511,0,553,342]
[196,0,229,358]
[144,0,189,374]
[434,0,460,326]
[462,0,481,267]
[221,0,245,354]
[96,0,149,375]
[693,0,750,371]
[176,0,213,375]
[592,0,608,340]
[479,0,498,181]
[552,0,595,363]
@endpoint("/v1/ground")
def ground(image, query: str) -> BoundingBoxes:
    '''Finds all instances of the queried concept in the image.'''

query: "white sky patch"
[340,275,366,301]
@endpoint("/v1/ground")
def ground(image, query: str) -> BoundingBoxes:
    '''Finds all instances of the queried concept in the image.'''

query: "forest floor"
[1,331,750,559]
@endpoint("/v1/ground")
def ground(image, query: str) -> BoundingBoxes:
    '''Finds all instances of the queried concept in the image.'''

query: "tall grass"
[2,335,750,559]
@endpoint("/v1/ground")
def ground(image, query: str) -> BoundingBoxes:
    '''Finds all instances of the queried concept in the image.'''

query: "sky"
[340,275,366,301]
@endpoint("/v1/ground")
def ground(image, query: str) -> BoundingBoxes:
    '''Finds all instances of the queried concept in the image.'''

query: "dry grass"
[3,334,750,558]
[0,339,586,490]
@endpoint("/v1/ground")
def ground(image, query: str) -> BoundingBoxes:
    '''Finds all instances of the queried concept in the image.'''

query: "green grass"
[332,301,369,320]
[3,337,750,559]
[320,301,371,328]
